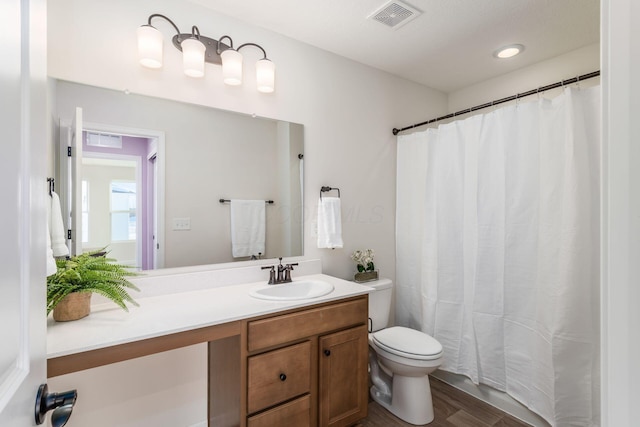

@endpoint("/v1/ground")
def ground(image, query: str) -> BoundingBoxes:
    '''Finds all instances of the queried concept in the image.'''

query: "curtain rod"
[392,70,601,136]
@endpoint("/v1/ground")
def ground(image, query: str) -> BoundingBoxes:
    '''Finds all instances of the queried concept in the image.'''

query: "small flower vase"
[354,270,379,283]
[53,292,92,322]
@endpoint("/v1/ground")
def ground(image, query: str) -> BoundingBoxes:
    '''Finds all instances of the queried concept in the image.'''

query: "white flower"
[351,248,375,272]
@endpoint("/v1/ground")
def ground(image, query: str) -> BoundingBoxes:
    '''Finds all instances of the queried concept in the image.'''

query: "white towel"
[317,197,343,249]
[230,200,266,258]
[46,222,58,276]
[49,191,69,257]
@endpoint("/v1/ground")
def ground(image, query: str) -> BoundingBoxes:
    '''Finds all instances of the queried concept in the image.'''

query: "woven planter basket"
[53,292,92,322]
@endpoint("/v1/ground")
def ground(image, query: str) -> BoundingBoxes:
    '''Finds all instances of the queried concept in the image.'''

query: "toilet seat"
[372,326,443,361]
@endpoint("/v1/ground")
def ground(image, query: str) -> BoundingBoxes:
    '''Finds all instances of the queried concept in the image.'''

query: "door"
[318,325,369,427]
[150,153,159,269]
[0,0,48,424]
[69,108,83,256]
[57,108,84,258]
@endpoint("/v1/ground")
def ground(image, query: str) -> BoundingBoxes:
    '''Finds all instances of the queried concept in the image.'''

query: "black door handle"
[35,383,77,427]
[279,373,287,381]
[324,349,331,356]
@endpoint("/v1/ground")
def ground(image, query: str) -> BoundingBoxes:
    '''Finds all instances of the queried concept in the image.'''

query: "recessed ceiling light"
[494,44,524,59]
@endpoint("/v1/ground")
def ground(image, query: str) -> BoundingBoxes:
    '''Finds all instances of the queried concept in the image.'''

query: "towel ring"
[320,186,340,200]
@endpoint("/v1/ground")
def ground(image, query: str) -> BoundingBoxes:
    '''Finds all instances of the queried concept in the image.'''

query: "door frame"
[82,122,165,269]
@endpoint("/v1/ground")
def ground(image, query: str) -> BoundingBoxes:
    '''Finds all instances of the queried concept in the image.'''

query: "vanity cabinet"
[244,296,369,427]
[319,325,369,427]
[48,276,370,427]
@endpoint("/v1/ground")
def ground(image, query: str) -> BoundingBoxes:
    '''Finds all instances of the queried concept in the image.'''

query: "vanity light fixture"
[493,44,524,59]
[137,13,275,93]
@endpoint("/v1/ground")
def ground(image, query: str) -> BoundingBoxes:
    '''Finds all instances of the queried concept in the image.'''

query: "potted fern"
[47,248,140,321]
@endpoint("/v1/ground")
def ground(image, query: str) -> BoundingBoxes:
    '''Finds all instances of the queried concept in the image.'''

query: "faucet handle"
[283,263,298,283]
[261,265,276,284]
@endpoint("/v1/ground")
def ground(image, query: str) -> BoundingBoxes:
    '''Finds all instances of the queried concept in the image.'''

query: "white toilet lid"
[372,326,443,360]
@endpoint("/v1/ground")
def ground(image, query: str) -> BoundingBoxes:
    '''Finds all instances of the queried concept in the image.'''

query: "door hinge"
[67,229,72,240]
[67,146,72,157]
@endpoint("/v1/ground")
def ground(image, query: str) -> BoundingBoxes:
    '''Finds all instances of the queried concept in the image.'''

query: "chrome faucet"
[261,257,299,285]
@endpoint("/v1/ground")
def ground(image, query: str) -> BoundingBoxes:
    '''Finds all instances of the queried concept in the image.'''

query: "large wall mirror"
[53,80,304,271]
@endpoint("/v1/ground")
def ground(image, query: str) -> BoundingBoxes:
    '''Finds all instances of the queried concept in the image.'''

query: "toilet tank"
[365,278,393,332]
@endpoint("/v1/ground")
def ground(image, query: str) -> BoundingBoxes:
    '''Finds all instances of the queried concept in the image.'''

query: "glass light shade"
[221,49,243,86]
[181,38,206,78]
[256,59,275,93]
[137,25,163,69]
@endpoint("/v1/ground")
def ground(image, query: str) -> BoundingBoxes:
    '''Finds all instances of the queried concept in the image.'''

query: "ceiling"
[188,0,600,93]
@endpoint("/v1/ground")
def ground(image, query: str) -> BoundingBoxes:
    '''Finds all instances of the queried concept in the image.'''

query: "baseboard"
[431,370,550,427]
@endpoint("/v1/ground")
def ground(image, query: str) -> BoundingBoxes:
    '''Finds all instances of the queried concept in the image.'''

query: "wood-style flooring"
[356,376,533,427]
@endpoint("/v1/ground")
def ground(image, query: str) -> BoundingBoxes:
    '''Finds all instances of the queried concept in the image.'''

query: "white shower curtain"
[396,87,600,426]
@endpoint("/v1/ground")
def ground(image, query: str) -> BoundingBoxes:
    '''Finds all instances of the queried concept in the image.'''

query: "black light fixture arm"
[237,42,269,59]
[147,13,182,36]
[190,25,201,39]
[217,35,234,54]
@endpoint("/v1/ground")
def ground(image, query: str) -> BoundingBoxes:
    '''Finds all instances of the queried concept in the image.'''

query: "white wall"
[47,1,446,425]
[49,345,208,427]
[448,43,600,113]
[600,0,640,425]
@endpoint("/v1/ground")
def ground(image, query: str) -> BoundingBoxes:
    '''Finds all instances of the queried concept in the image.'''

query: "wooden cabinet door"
[318,325,369,427]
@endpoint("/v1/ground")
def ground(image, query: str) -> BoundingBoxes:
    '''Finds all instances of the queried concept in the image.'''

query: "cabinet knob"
[279,373,287,381]
[324,349,331,357]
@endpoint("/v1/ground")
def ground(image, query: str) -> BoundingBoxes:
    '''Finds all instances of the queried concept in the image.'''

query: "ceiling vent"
[368,1,421,30]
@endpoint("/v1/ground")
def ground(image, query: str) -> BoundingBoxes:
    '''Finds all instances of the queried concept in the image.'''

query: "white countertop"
[47,274,372,359]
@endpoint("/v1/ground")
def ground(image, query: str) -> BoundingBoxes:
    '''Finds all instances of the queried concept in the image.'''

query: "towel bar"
[219,199,274,204]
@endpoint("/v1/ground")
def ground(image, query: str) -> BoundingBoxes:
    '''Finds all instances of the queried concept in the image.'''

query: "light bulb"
[221,49,243,86]
[182,38,206,78]
[256,59,275,93]
[137,25,163,69]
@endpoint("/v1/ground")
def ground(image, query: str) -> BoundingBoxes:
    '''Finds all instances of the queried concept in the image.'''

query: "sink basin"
[249,280,334,301]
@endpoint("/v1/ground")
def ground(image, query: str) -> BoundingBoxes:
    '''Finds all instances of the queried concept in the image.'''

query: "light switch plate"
[172,217,191,231]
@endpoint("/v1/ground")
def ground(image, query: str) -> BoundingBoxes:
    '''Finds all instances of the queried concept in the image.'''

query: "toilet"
[366,278,443,425]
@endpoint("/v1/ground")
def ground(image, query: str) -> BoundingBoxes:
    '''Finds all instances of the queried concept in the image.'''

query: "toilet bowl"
[365,279,443,425]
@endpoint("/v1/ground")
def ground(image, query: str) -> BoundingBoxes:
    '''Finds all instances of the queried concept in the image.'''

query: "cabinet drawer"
[248,297,367,351]
[247,394,311,427]
[247,341,311,413]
